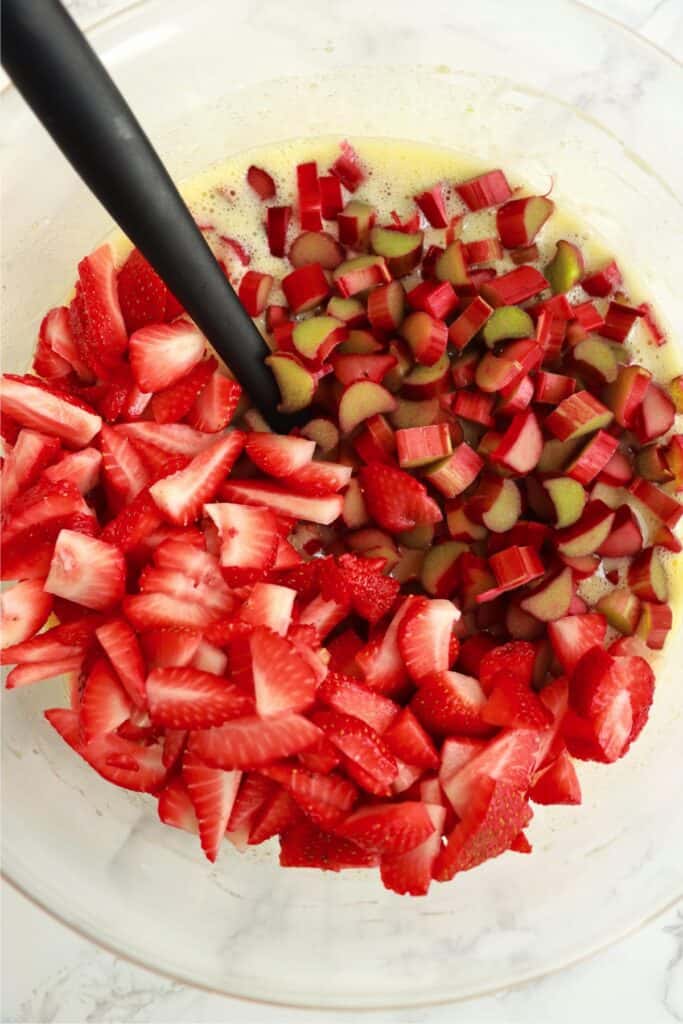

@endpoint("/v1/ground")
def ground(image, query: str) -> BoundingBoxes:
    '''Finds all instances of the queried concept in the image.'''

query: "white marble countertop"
[2,1,682,1021]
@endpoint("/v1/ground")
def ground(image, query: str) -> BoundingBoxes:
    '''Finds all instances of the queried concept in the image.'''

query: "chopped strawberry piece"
[0,580,53,650]
[45,530,125,611]
[149,431,244,526]
[280,766,358,826]
[239,582,295,635]
[150,357,216,425]
[482,673,553,729]
[146,666,252,729]
[185,371,242,433]
[183,750,241,862]
[79,658,133,741]
[204,501,279,583]
[318,673,399,734]
[100,423,149,512]
[380,803,446,895]
[478,641,536,695]
[81,731,167,793]
[250,626,317,716]
[1,428,62,508]
[100,490,163,552]
[220,479,343,527]
[398,597,460,683]
[77,245,128,375]
[530,746,582,805]
[158,775,198,834]
[359,462,442,533]
[411,670,490,737]
[129,321,206,393]
[441,728,541,816]
[279,822,378,870]
[383,707,439,770]
[117,248,168,333]
[116,421,217,456]
[189,713,322,770]
[335,801,435,856]
[547,613,607,673]
[244,432,315,477]
[95,618,146,708]
[319,553,399,624]
[246,164,276,201]
[248,788,301,845]
[355,596,417,695]
[1,374,101,449]
[315,711,398,794]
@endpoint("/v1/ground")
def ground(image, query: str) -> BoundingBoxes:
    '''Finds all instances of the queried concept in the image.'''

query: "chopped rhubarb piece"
[328,140,366,193]
[238,270,273,317]
[367,281,405,333]
[482,305,533,348]
[597,504,643,558]
[464,237,503,265]
[282,263,330,313]
[571,300,605,333]
[598,448,633,487]
[447,296,494,350]
[637,302,666,347]
[497,373,535,416]
[545,240,584,295]
[414,184,448,227]
[419,540,466,598]
[434,240,470,287]
[581,260,622,297]
[265,354,317,414]
[370,228,423,278]
[246,164,276,200]
[546,391,613,441]
[265,205,292,257]
[401,353,450,399]
[490,411,543,475]
[318,175,344,219]
[338,381,397,435]
[486,545,544,593]
[636,601,673,650]
[296,162,322,231]
[520,566,574,622]
[627,547,669,603]
[333,255,391,297]
[423,443,483,498]
[571,337,619,387]
[637,443,674,484]
[605,364,652,428]
[599,301,643,342]
[468,474,522,533]
[632,381,676,444]
[565,430,619,485]
[496,195,554,247]
[555,499,615,557]
[289,231,345,270]
[480,266,549,307]
[396,423,452,469]
[628,477,683,527]
[542,477,587,528]
[452,390,495,427]
[353,413,396,464]
[534,371,576,405]
[596,588,641,635]
[338,200,376,249]
[664,435,683,490]
[407,280,459,320]
[456,169,512,210]
[400,311,448,366]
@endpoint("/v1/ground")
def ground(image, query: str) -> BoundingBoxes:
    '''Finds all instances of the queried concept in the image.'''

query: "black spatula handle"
[2,0,291,431]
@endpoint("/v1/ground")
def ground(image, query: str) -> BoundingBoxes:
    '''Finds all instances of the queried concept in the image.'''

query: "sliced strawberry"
[359,462,442,533]
[319,553,399,624]
[315,711,398,794]
[117,248,168,333]
[77,246,128,375]
[281,766,358,826]
[79,658,133,742]
[116,421,218,456]
[380,803,446,896]
[248,788,300,845]
[0,580,53,650]
[6,656,84,690]
[204,501,279,583]
[123,592,217,631]
[398,597,460,683]
[36,306,93,383]
[1,428,61,507]
[411,670,491,737]
[0,375,101,448]
[317,673,399,734]
[244,432,316,476]
[433,778,532,881]
[478,641,536,695]
[129,321,206,393]
[191,639,228,675]
[43,447,102,495]
[530,746,582,805]
[239,582,296,635]
[44,706,81,750]
[279,822,378,870]
[335,801,435,856]
[1,615,101,666]
[100,490,163,552]
[355,596,417,694]
[189,713,322,769]
[547,613,607,673]
[456,634,498,678]
[152,539,232,604]
[161,728,187,769]
[220,479,344,527]
[45,530,125,612]
[286,461,353,496]
[439,737,488,792]
[158,775,198,834]
[150,357,216,424]
[440,728,542,816]
[146,665,251,729]
[274,559,320,600]
[185,371,242,433]
[140,628,202,669]
[227,773,275,834]
[482,674,554,729]
[182,750,241,862]
[325,628,364,676]
[249,626,317,716]
[81,732,167,792]
[99,423,149,511]
[382,707,440,770]
[149,431,245,526]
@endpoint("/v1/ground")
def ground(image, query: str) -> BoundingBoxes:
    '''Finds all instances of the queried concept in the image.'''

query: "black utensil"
[2,0,293,431]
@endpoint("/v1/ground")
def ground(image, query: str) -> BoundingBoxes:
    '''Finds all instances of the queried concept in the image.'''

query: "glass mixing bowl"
[2,0,682,1009]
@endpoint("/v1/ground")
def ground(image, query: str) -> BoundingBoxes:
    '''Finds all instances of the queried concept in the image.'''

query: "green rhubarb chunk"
[596,588,641,635]
[398,523,436,549]
[544,239,585,295]
[520,566,574,622]
[482,306,534,348]
[542,477,587,528]
[537,437,581,473]
[420,541,468,597]
[389,397,440,430]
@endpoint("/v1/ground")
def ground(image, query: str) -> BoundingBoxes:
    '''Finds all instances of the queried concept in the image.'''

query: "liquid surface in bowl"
[2,136,681,896]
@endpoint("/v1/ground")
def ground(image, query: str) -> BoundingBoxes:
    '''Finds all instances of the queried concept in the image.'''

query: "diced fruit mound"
[2,143,680,898]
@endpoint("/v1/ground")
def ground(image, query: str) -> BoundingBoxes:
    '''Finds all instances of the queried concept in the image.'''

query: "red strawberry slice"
[548,613,607,673]
[315,711,398,794]
[146,666,252,729]
[1,428,61,507]
[182,750,241,862]
[380,803,446,896]
[249,626,317,716]
[100,490,163,552]
[317,673,399,734]
[280,766,358,826]
[398,597,460,683]
[0,375,102,448]
[161,728,188,769]
[411,670,491,737]
[244,432,316,476]
[140,628,202,668]
[248,788,301,845]
[320,553,400,624]
[158,775,198,834]
[204,501,279,583]
[185,371,242,433]
[43,447,102,495]
[33,319,73,381]
[116,248,168,333]
[355,596,418,694]
[383,707,440,770]
[482,674,554,729]
[335,801,436,856]
[100,424,149,511]
[44,706,81,750]
[433,778,532,881]
[562,708,608,763]
[79,658,133,742]
[240,582,296,635]
[569,646,654,761]
[116,421,218,456]
[298,734,341,774]
[191,639,227,675]
[439,737,488,790]
[189,713,322,770]
[129,321,206,393]
[6,656,84,690]
[133,446,189,485]
[440,728,541,816]
[359,462,442,533]
[149,431,245,526]
[45,530,125,612]
[123,592,217,631]
[227,773,275,835]
[478,641,536,695]
[286,461,353,496]
[530,746,582,804]
[0,580,53,650]
[325,628,364,676]
[137,565,233,617]
[81,732,167,793]
[36,305,93,382]
[150,357,216,425]
[220,479,344,526]
[77,245,128,373]
[274,559,320,600]
[1,615,101,666]
[279,822,378,870]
